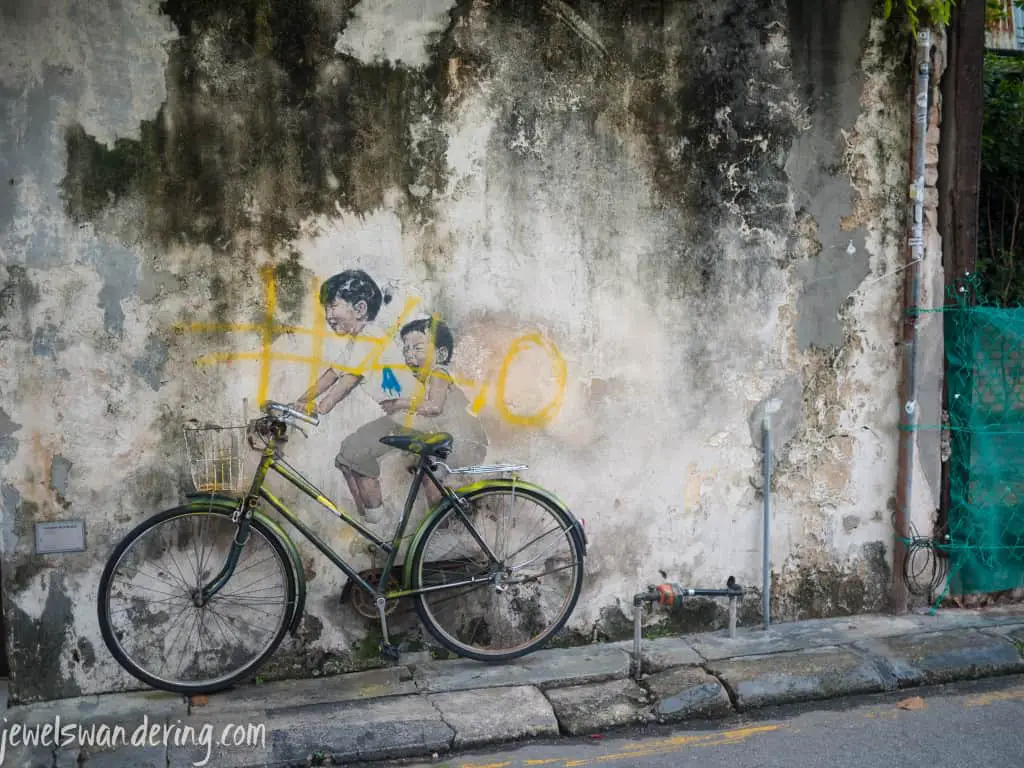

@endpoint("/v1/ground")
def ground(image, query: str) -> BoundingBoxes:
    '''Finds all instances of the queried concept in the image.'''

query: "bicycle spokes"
[103,512,291,689]
[414,489,582,657]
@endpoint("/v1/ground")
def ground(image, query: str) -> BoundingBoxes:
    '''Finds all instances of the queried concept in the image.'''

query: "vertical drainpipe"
[762,399,781,628]
[893,28,932,615]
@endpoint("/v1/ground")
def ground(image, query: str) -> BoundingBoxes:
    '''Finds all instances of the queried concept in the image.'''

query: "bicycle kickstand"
[376,597,401,662]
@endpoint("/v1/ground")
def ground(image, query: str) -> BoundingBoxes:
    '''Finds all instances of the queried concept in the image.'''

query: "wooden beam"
[936,0,985,584]
[951,1,985,279]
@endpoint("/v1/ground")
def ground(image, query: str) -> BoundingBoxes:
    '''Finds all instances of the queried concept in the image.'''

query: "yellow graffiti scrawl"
[495,332,567,427]
[182,266,568,428]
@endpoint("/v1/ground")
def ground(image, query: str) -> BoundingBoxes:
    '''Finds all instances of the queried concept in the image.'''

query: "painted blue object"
[381,367,401,397]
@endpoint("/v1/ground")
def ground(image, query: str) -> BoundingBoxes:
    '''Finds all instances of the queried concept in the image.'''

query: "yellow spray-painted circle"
[494,333,567,427]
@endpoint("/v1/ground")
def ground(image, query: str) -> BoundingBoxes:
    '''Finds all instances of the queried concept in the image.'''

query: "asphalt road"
[391,674,1024,768]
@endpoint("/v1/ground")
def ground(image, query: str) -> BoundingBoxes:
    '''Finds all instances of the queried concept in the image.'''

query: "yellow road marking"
[616,724,779,752]
[964,686,1024,708]
[437,684,1024,768]
[450,725,781,768]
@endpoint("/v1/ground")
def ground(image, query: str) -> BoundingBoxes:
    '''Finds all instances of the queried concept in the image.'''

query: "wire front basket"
[183,424,249,494]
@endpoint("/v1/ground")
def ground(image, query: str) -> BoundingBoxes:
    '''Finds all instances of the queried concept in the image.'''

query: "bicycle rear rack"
[630,577,745,681]
[435,462,529,475]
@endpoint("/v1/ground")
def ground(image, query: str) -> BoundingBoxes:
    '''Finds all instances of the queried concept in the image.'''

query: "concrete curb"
[6,610,1024,767]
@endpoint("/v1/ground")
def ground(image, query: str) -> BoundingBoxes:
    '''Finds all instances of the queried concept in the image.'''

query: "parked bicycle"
[97,401,587,695]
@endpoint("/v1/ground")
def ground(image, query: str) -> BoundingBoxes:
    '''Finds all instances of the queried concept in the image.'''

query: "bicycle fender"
[458,479,588,556]
[184,492,242,514]
[184,493,307,636]
[402,480,587,586]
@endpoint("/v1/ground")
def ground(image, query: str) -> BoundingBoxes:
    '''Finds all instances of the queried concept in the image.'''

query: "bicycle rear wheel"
[97,506,295,695]
[410,485,584,661]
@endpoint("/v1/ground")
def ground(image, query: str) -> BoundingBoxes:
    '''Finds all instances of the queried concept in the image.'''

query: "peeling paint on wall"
[0,408,21,464]
[7,572,81,703]
[0,0,932,701]
[48,456,72,500]
[336,0,459,68]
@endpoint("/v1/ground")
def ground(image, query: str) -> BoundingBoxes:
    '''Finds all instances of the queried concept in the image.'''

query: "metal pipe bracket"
[630,577,745,681]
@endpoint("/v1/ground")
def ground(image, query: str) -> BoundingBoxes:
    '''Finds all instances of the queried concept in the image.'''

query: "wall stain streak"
[59,0,452,251]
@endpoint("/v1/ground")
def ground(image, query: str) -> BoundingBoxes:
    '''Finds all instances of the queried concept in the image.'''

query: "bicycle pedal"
[378,642,401,662]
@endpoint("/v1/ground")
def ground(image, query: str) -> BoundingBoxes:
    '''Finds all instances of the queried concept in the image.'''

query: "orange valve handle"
[656,583,697,609]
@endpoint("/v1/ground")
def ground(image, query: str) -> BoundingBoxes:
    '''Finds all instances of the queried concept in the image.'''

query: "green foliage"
[982,55,1024,177]
[986,0,1011,25]
[883,0,955,35]
[884,0,1022,35]
[979,53,1024,305]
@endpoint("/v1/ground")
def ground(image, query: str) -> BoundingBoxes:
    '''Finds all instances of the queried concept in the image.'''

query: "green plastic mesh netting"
[944,280,1024,594]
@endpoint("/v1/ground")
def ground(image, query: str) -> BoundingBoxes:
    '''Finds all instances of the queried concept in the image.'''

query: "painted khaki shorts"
[335,415,487,478]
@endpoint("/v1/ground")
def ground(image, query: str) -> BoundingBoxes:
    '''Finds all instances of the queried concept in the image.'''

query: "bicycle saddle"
[379,431,453,457]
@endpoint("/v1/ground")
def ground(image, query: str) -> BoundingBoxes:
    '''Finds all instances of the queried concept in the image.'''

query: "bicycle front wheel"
[410,485,584,661]
[97,506,295,695]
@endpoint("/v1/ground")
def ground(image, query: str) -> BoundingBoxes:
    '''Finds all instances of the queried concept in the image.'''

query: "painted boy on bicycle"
[379,316,488,504]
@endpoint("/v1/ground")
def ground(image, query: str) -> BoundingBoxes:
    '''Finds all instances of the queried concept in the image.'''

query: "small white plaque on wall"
[34,520,86,554]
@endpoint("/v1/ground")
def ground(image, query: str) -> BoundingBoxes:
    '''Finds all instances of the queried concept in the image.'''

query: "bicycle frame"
[198,435,504,605]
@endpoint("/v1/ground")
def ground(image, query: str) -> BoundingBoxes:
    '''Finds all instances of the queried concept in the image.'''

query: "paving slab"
[923,605,1024,627]
[689,616,929,661]
[705,645,887,711]
[12,609,1024,766]
[429,685,558,749]
[687,622,881,661]
[640,637,704,672]
[976,621,1024,639]
[195,666,416,718]
[687,610,1024,662]
[167,694,452,767]
[642,666,733,721]
[6,689,187,730]
[2,709,180,768]
[1,742,56,768]
[1005,625,1024,646]
[412,645,630,694]
[855,628,1024,688]
[68,716,249,768]
[80,743,167,768]
[543,678,651,736]
[166,724,275,768]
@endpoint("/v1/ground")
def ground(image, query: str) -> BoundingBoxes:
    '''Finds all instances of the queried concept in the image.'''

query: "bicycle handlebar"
[263,400,320,427]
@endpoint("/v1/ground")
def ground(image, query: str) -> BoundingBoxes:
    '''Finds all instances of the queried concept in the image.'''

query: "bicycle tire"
[97,505,296,695]
[410,484,584,662]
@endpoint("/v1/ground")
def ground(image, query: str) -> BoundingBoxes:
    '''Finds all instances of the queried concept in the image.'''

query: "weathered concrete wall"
[0,0,939,702]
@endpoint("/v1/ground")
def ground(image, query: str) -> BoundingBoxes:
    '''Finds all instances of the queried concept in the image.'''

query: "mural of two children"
[291,269,488,531]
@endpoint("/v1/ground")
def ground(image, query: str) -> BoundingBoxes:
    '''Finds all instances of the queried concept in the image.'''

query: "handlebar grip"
[264,400,320,426]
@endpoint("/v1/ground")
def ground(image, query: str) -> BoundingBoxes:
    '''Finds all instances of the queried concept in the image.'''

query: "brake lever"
[291,422,309,439]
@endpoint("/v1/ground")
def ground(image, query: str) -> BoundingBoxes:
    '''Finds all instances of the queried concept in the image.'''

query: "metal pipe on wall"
[893,28,932,614]
[632,595,643,680]
[762,399,781,627]
[763,410,772,627]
